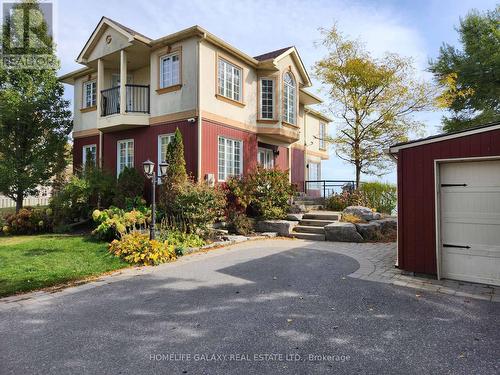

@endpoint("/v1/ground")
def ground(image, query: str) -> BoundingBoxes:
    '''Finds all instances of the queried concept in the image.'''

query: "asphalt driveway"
[1,239,499,375]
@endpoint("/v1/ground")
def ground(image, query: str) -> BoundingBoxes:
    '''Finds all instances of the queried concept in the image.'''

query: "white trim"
[82,144,97,168]
[159,51,181,88]
[433,155,500,281]
[157,133,175,168]
[116,139,134,177]
[389,124,500,153]
[259,77,274,120]
[217,136,243,182]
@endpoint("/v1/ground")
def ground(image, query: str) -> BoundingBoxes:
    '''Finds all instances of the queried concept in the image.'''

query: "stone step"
[299,219,337,227]
[291,232,326,241]
[293,225,325,234]
[303,213,340,221]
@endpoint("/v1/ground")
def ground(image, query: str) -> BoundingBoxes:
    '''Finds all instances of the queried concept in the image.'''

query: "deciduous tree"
[314,25,434,185]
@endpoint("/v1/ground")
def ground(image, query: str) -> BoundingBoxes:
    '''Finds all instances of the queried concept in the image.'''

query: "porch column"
[120,49,127,115]
[97,58,104,118]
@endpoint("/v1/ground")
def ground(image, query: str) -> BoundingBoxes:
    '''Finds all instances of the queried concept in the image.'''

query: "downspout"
[303,109,308,192]
[197,33,207,181]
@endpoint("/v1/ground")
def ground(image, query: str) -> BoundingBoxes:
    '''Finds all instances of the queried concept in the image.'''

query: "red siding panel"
[101,120,198,178]
[291,148,305,191]
[201,119,258,182]
[397,128,500,275]
[275,146,289,171]
[73,135,100,173]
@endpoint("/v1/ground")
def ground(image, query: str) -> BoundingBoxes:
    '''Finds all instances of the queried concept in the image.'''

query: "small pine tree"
[159,128,188,214]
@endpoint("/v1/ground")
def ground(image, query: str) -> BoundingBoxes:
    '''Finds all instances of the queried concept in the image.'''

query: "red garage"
[388,121,500,286]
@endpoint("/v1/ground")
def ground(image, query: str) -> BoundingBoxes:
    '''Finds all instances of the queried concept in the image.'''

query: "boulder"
[256,220,298,236]
[372,217,397,235]
[355,222,383,241]
[286,213,303,221]
[343,206,382,221]
[324,222,363,242]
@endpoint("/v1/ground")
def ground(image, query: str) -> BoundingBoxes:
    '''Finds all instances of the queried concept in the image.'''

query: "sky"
[56,0,498,183]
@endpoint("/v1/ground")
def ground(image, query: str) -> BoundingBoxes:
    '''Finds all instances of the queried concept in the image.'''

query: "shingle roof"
[103,17,152,41]
[254,46,293,61]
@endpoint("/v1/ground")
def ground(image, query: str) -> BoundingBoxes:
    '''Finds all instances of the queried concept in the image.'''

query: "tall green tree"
[314,25,434,186]
[429,6,500,132]
[159,128,188,214]
[0,1,72,211]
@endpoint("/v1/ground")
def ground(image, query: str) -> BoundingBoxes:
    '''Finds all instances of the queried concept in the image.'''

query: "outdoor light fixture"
[142,159,162,240]
[142,159,154,176]
[159,161,168,176]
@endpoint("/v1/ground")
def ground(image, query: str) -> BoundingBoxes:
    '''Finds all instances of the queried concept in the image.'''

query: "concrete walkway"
[302,241,499,302]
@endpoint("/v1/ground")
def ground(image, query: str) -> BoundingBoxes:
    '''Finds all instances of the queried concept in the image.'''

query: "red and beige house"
[60,17,330,188]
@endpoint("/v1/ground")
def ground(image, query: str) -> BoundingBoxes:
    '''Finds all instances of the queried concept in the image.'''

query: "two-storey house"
[60,17,330,188]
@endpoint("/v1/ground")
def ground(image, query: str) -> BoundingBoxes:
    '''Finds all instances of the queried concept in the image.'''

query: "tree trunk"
[355,163,361,189]
[15,193,23,213]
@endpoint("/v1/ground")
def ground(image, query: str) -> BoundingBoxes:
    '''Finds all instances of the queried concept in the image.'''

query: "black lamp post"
[142,159,168,240]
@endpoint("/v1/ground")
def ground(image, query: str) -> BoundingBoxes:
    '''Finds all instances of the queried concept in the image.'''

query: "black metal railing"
[101,86,120,116]
[100,84,150,117]
[125,84,150,113]
[304,180,357,198]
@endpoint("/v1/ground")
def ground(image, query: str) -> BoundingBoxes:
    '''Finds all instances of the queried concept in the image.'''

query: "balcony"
[101,84,150,117]
[98,84,150,132]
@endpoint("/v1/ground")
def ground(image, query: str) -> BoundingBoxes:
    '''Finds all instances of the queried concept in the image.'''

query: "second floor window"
[83,80,96,108]
[160,52,180,88]
[82,144,97,168]
[218,58,242,102]
[117,139,134,176]
[283,72,296,124]
[319,122,326,150]
[260,78,274,120]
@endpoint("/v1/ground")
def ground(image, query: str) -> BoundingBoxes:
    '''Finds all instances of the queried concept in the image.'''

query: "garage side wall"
[397,129,500,275]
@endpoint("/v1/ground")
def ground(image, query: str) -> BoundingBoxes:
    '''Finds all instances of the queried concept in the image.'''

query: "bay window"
[260,78,274,119]
[283,72,296,124]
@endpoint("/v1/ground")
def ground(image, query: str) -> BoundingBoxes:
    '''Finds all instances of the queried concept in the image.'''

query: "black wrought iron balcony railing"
[100,84,150,117]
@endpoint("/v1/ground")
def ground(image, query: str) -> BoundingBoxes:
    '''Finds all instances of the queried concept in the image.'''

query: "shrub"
[113,167,145,208]
[92,207,151,241]
[169,182,226,234]
[226,166,294,220]
[50,176,92,226]
[325,190,368,211]
[341,213,365,224]
[2,207,53,235]
[83,165,117,209]
[159,128,189,215]
[359,182,397,214]
[108,232,176,266]
[227,211,254,235]
[158,225,205,255]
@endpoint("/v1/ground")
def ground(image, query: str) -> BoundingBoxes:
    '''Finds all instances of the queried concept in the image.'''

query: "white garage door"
[440,159,500,286]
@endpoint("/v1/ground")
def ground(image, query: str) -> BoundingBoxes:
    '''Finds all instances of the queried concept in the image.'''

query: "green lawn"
[0,234,128,297]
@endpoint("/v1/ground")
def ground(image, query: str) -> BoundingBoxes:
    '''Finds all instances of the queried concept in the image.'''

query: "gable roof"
[388,120,500,153]
[254,46,293,61]
[77,17,152,63]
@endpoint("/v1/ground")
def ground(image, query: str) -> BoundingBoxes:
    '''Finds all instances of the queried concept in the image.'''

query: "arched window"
[283,72,296,124]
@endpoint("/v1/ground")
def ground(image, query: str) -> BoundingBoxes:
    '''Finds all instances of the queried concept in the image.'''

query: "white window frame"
[319,122,326,150]
[258,147,274,169]
[259,78,274,120]
[283,72,296,125]
[217,58,242,102]
[82,144,97,168]
[157,133,175,177]
[82,79,97,108]
[218,136,243,182]
[159,52,181,89]
[117,139,134,177]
